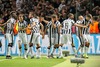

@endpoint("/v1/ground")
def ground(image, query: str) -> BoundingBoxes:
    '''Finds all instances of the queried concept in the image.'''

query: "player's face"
[54,18,56,22]
[39,17,43,22]
[86,16,90,21]
[28,13,33,19]
[70,15,74,19]
[51,18,55,23]
[18,14,24,22]
[79,16,83,21]
[13,13,17,19]
[55,16,58,21]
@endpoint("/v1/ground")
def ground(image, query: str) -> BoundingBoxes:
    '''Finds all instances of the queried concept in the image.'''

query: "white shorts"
[83,34,91,43]
[61,34,72,44]
[59,34,62,44]
[32,33,40,45]
[18,33,27,44]
[51,33,59,45]
[27,34,31,44]
[5,33,13,43]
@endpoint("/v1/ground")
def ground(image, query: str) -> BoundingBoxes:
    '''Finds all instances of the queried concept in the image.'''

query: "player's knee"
[36,44,41,49]
[47,46,50,49]
[59,44,63,47]
[24,44,27,46]
[72,44,75,47]
[19,46,22,49]
[54,44,59,48]
[85,42,90,47]
[80,44,84,47]
[8,43,13,47]
[29,43,33,47]
[24,48,27,50]
[56,46,59,49]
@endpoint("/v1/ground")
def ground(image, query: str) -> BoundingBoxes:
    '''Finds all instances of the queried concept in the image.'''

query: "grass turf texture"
[0,56,65,67]
[0,55,100,67]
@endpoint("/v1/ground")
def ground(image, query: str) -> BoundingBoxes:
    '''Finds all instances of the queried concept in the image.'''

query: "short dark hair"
[86,14,92,19]
[51,14,57,18]
[93,16,98,21]
[10,11,16,18]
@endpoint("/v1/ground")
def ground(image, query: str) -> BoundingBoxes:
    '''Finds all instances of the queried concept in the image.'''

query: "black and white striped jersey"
[76,19,85,36]
[30,17,35,24]
[53,21,60,33]
[30,18,40,33]
[6,18,16,34]
[18,20,27,33]
[62,18,75,34]
[82,19,92,34]
[46,21,52,39]
[46,21,60,34]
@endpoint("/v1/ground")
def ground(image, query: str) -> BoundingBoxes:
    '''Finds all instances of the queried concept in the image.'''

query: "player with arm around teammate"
[0,11,17,59]
[61,13,87,57]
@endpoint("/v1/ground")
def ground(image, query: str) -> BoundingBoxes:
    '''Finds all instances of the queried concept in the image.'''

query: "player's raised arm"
[40,23,44,33]
[0,19,10,26]
[51,15,57,28]
[42,17,49,24]
[28,21,36,30]
[42,17,51,34]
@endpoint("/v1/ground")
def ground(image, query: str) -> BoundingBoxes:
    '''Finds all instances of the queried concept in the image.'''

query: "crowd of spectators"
[0,0,100,34]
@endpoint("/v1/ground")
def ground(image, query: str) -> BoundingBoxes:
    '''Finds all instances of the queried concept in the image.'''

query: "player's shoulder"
[30,18,35,21]
[23,20,27,24]
[34,18,39,23]
[56,20,60,24]
[48,21,52,24]
[89,19,92,23]
[9,17,16,23]
[76,20,81,24]
[62,19,68,23]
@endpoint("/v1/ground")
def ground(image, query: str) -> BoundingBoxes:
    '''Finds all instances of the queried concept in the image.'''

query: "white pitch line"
[0,57,18,62]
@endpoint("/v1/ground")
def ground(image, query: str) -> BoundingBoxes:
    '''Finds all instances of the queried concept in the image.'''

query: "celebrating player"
[82,14,92,58]
[61,13,87,57]
[76,16,85,57]
[43,14,61,58]
[0,11,17,59]
[17,13,28,58]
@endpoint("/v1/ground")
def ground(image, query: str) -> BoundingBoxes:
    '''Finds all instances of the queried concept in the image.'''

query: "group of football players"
[0,11,92,59]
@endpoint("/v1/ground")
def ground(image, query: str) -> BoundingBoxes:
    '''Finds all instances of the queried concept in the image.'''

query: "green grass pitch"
[0,55,100,67]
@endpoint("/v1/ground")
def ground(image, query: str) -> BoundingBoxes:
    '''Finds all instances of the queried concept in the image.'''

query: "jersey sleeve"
[46,21,52,28]
[10,18,15,24]
[72,20,75,25]
[24,21,28,28]
[57,21,60,26]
